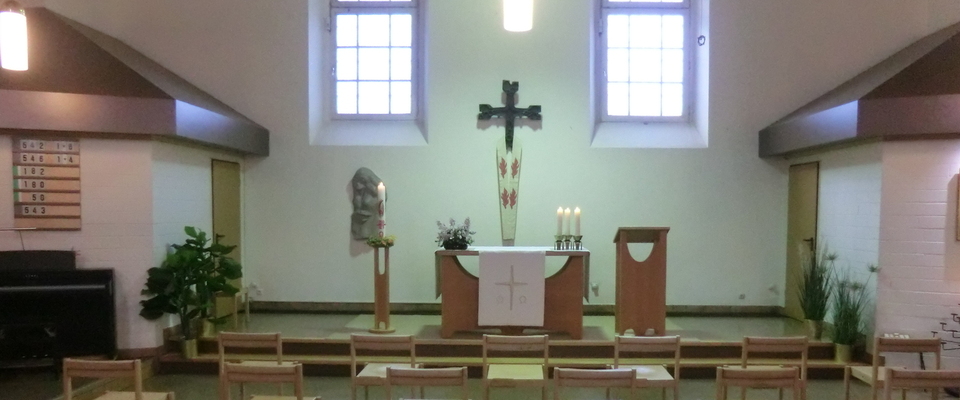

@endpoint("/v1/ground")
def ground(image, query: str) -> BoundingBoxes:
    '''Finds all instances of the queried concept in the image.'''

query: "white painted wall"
[0,136,162,349]
[38,0,960,311]
[877,140,960,367]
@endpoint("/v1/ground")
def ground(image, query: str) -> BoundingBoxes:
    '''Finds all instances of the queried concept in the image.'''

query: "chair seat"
[97,392,172,400]
[622,365,675,386]
[485,364,545,386]
[850,366,904,385]
[356,363,417,385]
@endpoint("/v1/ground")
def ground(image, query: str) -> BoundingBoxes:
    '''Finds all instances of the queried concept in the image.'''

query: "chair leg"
[364,385,369,400]
[844,367,851,400]
[350,383,356,400]
[662,387,667,400]
[673,385,679,400]
[740,387,746,400]
[715,383,724,400]
[779,387,784,400]
[483,384,490,400]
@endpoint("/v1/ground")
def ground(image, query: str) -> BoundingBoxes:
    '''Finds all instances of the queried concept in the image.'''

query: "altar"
[434,247,590,339]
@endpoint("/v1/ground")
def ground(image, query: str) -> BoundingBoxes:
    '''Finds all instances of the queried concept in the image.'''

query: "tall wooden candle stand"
[614,227,669,335]
[370,247,395,333]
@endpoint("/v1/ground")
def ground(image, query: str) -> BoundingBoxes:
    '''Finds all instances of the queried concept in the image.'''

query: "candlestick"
[377,182,386,237]
[574,207,581,236]
[563,208,571,236]
[556,207,563,236]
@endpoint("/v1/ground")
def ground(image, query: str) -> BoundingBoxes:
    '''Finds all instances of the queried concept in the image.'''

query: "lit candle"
[574,207,581,236]
[377,182,386,237]
[556,207,563,236]
[564,208,571,236]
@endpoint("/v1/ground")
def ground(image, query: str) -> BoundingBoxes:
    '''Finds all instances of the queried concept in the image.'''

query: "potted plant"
[831,264,878,363]
[139,226,242,357]
[796,244,835,340]
[436,218,474,250]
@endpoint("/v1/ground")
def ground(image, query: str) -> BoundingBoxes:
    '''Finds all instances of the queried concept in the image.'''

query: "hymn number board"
[13,138,81,230]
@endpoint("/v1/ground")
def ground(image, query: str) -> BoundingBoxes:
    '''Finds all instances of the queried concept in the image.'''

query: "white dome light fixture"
[0,0,28,71]
[503,0,533,32]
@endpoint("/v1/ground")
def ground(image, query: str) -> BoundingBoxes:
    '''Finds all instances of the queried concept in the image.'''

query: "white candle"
[556,207,563,236]
[574,207,581,236]
[564,208,571,236]
[377,182,386,237]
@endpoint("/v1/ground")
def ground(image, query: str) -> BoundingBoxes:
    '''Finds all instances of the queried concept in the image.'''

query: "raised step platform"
[158,335,862,379]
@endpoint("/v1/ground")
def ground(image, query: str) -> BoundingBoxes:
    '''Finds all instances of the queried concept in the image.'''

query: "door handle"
[802,237,815,251]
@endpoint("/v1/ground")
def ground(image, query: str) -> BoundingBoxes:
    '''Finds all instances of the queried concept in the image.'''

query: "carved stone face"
[351,168,382,240]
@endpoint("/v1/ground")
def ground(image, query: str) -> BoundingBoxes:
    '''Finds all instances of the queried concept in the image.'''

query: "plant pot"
[804,319,824,340]
[442,240,468,250]
[181,338,198,359]
[834,343,852,363]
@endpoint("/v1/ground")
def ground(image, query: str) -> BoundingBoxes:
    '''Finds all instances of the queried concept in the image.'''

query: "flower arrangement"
[831,264,878,346]
[436,218,475,250]
[366,235,396,248]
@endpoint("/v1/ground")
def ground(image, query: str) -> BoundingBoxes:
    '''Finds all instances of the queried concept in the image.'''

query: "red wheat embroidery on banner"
[511,159,520,178]
[509,189,518,209]
[501,189,510,208]
[499,158,507,178]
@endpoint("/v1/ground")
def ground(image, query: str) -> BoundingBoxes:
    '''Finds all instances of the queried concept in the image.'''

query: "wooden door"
[784,162,818,320]
[212,160,242,319]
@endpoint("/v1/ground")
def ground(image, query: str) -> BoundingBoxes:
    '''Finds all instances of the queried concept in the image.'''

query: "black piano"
[0,250,117,366]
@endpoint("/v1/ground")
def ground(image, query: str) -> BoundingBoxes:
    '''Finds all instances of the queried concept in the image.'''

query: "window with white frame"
[600,0,692,121]
[331,0,419,118]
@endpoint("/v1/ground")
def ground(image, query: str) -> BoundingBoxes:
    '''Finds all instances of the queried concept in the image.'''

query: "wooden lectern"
[614,227,669,335]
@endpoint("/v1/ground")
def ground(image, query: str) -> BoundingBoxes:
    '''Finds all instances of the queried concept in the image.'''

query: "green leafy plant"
[831,264,878,345]
[139,226,242,340]
[367,235,397,248]
[797,245,835,321]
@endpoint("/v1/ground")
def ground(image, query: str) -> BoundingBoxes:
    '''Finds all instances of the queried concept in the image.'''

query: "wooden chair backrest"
[350,334,416,375]
[220,362,304,400]
[884,368,960,399]
[482,334,549,360]
[614,335,680,374]
[63,359,144,400]
[218,332,283,364]
[870,337,942,381]
[716,366,800,389]
[386,366,468,400]
[554,367,635,389]
[741,336,808,380]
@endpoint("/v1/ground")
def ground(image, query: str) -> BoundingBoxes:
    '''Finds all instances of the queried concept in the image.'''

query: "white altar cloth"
[477,247,546,326]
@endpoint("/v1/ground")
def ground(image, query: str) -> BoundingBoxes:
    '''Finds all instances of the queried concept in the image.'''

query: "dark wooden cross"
[478,80,542,151]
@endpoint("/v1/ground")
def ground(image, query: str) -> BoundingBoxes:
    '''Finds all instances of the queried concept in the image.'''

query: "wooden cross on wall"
[478,80,542,152]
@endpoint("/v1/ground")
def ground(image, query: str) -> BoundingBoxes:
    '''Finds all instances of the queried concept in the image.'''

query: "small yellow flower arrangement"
[366,235,396,248]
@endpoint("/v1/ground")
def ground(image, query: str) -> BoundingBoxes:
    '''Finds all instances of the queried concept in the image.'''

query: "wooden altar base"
[157,313,865,379]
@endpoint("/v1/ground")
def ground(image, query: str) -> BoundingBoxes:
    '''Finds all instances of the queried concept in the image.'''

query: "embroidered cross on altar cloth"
[477,247,546,326]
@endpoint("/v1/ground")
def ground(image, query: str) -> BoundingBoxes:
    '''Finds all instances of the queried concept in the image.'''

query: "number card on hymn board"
[12,138,81,230]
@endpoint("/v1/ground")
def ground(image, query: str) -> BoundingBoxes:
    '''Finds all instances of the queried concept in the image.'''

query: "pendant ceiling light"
[503,0,533,32]
[0,0,27,71]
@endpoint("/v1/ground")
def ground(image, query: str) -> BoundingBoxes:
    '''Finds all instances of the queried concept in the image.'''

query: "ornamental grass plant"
[798,244,835,322]
[831,264,878,345]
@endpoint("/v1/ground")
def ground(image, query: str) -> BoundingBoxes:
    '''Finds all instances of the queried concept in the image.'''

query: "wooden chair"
[553,367,635,400]
[386,366,468,400]
[220,362,315,400]
[883,369,960,400]
[614,335,681,400]
[715,366,801,400]
[740,336,808,400]
[218,332,291,399]
[844,337,942,400]
[62,358,174,400]
[350,334,417,400]
[482,334,549,400]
